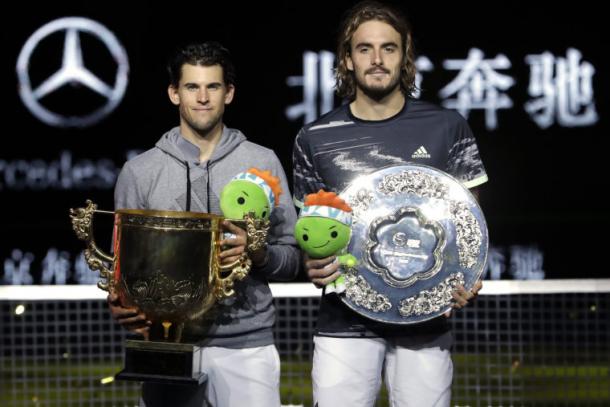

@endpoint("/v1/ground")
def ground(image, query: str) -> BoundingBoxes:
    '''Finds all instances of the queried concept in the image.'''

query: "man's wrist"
[251,247,269,268]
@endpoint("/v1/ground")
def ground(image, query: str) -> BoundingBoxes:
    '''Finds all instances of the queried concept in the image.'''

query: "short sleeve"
[446,116,488,188]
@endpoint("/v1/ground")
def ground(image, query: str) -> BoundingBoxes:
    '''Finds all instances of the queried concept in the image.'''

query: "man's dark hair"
[335,1,416,100]
[167,41,236,87]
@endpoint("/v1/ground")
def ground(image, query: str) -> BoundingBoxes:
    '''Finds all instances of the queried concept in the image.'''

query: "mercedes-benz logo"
[16,17,129,128]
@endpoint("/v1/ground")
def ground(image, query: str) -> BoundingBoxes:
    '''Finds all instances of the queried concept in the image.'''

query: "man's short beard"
[358,78,401,101]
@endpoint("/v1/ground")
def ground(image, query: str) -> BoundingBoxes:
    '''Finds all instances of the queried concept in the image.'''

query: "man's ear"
[224,84,235,105]
[168,85,180,106]
[346,54,354,72]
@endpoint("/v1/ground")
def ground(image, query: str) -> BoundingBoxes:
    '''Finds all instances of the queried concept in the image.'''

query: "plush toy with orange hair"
[220,168,282,220]
[295,190,357,294]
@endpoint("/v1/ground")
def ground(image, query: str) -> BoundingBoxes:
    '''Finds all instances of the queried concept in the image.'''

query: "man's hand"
[304,253,341,288]
[444,280,483,317]
[107,292,151,339]
[220,220,268,267]
[219,220,248,265]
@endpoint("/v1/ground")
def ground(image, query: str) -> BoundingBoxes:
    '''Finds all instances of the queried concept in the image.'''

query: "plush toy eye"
[237,197,245,205]
[302,234,309,241]
[262,211,267,218]
[331,231,338,238]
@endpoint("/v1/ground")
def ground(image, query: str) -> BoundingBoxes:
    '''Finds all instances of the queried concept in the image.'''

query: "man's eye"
[237,197,245,205]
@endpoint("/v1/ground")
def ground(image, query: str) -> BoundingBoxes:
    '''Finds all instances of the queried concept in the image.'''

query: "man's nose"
[197,89,209,103]
[372,49,383,65]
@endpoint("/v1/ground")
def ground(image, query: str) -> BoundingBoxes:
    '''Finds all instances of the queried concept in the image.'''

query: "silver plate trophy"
[339,164,488,324]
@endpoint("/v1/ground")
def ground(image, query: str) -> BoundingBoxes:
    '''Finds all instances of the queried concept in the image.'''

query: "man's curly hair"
[335,1,417,101]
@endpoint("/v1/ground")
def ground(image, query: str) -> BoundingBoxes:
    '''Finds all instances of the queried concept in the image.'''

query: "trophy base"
[115,339,207,385]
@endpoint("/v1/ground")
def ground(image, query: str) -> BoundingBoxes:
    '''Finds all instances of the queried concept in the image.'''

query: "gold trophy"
[69,200,269,385]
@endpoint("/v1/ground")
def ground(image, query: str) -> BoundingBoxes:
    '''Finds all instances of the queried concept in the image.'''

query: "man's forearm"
[254,244,300,281]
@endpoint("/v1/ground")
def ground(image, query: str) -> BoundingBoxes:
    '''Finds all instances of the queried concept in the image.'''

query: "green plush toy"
[220,168,281,220]
[295,190,357,294]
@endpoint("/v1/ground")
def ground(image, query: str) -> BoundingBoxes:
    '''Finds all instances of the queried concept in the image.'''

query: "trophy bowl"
[339,164,488,325]
[113,208,252,335]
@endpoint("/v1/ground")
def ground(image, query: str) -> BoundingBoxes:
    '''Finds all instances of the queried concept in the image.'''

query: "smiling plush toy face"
[220,180,271,220]
[295,216,351,258]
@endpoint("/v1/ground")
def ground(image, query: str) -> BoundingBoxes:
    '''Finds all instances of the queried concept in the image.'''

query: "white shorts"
[140,344,281,407]
[312,335,453,407]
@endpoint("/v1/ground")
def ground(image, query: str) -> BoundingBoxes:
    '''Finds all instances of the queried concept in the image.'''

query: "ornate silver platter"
[339,164,488,324]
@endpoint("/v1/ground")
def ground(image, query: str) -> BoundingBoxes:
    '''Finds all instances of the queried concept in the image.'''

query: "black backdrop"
[2,1,608,283]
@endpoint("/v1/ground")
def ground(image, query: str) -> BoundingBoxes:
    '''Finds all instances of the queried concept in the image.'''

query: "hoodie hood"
[152,125,246,212]
[154,125,247,165]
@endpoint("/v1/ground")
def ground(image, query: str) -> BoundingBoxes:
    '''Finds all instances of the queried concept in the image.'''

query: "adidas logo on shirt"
[411,146,431,159]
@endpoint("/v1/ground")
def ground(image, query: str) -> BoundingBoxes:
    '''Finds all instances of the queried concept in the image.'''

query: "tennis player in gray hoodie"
[107,42,299,407]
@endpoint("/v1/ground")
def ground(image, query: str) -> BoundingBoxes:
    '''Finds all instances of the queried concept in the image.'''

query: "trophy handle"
[244,213,270,253]
[214,254,251,299]
[69,200,115,292]
[214,213,270,299]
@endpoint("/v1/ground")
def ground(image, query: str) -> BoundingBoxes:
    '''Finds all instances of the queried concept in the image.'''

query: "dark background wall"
[2,1,607,283]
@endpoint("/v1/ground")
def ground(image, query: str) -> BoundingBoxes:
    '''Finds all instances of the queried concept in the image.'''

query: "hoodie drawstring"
[185,160,211,213]
[206,161,211,212]
[184,160,191,212]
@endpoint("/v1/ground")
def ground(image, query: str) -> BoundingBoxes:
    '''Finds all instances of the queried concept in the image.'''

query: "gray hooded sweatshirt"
[114,126,299,348]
